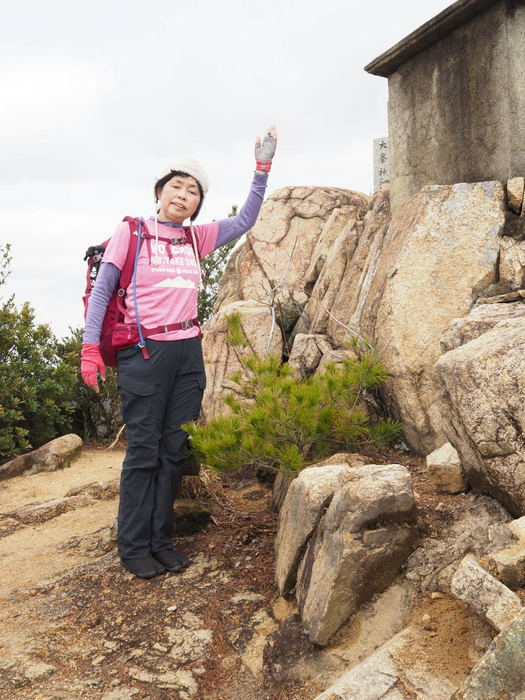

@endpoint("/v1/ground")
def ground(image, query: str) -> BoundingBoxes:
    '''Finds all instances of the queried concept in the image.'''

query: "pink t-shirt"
[103,219,219,341]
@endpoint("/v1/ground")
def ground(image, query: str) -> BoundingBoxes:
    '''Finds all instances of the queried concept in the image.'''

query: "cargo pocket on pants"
[118,378,156,422]
[118,378,161,470]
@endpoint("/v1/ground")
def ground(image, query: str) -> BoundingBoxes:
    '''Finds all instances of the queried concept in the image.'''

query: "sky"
[1,0,453,339]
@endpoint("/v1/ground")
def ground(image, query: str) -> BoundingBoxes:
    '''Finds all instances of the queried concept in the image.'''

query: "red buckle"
[255,160,272,173]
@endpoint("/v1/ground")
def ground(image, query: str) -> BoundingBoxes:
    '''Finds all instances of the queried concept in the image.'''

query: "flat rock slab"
[314,626,457,700]
[440,301,525,354]
[0,480,119,538]
[450,553,522,632]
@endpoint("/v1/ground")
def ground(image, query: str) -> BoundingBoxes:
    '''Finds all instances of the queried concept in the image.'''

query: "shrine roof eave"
[364,0,499,77]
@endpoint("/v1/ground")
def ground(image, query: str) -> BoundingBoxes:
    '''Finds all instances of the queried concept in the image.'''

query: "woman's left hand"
[255,125,277,172]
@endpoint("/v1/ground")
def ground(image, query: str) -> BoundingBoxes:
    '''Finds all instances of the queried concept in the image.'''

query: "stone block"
[426,442,466,494]
[506,515,525,540]
[436,317,525,516]
[315,625,456,700]
[0,434,83,481]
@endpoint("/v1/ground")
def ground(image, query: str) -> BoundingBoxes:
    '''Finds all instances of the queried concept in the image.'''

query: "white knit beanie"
[167,158,209,195]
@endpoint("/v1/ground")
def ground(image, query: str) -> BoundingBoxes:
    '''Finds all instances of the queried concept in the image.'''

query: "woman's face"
[157,175,201,224]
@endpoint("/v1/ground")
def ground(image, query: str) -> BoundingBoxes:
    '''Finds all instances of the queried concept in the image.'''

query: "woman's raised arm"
[215,125,277,249]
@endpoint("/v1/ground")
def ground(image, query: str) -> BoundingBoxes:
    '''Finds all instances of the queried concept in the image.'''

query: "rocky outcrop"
[275,464,347,596]
[436,317,525,515]
[321,184,392,345]
[0,434,83,481]
[209,180,507,455]
[275,460,417,646]
[215,186,369,322]
[201,300,283,420]
[352,182,504,454]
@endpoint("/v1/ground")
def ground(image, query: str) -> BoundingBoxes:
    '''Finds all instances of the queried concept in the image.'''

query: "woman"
[81,126,277,579]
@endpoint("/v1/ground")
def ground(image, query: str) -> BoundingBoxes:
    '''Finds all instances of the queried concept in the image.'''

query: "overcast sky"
[1,0,453,338]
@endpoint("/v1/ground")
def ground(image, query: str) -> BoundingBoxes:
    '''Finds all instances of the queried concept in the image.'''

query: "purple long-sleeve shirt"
[83,171,268,344]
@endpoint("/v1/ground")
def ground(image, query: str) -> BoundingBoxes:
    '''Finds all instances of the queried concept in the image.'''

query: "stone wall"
[366,0,525,211]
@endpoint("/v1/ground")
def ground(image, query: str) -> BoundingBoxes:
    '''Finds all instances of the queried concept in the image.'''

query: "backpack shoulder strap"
[119,217,143,290]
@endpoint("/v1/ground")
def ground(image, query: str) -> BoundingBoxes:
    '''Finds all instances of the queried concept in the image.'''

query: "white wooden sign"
[373,137,389,191]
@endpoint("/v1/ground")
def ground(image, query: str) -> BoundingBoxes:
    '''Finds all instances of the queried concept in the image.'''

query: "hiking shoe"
[153,549,191,572]
[152,558,167,576]
[121,556,159,579]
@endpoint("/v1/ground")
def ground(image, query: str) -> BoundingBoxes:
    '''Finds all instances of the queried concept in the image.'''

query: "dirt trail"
[0,450,122,598]
[0,450,122,510]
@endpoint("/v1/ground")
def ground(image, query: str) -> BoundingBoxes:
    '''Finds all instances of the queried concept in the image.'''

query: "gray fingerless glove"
[255,128,277,172]
[255,132,277,162]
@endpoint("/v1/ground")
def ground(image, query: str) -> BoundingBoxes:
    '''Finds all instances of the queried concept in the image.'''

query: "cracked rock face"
[353,182,504,454]
[436,317,525,516]
[275,462,417,646]
[201,299,283,420]
[214,186,370,326]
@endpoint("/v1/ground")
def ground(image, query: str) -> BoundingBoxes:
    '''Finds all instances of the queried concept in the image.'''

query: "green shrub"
[57,328,121,442]
[0,297,77,458]
[183,312,401,475]
[0,244,122,460]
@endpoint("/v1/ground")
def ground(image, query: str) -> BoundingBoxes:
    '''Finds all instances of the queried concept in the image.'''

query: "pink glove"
[81,343,106,393]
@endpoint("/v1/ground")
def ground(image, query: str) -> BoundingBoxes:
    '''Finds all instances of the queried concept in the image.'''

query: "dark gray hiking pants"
[116,337,205,559]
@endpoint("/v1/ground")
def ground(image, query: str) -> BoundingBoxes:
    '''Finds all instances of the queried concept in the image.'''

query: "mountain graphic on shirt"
[153,276,197,289]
